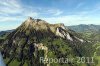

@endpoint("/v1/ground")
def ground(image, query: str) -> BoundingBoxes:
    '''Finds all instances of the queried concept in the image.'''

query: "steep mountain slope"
[0,17,94,66]
[68,24,100,66]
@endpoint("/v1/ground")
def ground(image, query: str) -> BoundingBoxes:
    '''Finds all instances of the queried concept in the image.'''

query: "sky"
[0,0,100,31]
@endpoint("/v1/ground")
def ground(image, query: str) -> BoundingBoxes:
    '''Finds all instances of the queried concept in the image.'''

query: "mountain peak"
[25,17,46,24]
[26,17,33,22]
[17,17,84,42]
[28,17,33,20]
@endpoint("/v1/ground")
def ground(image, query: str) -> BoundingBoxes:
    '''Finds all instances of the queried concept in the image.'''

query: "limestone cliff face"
[34,43,49,66]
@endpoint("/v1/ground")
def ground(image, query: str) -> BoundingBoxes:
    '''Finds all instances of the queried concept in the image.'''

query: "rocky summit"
[0,17,88,66]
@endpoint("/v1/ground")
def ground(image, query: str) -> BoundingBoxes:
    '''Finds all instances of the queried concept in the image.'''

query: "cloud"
[0,16,25,23]
[0,0,64,31]
[0,0,64,23]
[42,15,100,26]
[47,9,63,16]
[0,0,21,14]
[0,0,39,23]
[0,0,100,31]
[0,25,18,31]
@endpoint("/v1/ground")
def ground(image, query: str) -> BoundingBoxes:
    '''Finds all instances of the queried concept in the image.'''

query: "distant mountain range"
[68,24,100,33]
[0,30,13,35]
